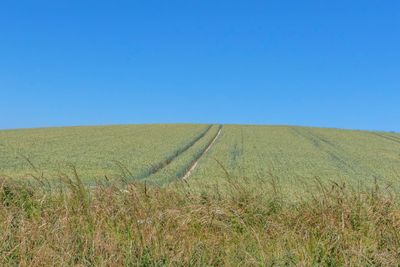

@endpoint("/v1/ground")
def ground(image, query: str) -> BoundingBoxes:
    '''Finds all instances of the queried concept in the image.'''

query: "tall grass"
[1,172,399,266]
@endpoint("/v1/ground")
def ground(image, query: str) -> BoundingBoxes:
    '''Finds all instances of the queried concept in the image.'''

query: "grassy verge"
[1,172,399,266]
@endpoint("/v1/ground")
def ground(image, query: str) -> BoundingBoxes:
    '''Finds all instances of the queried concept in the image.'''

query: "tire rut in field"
[181,125,223,181]
[387,133,400,140]
[134,125,214,180]
[290,127,357,173]
[370,132,400,145]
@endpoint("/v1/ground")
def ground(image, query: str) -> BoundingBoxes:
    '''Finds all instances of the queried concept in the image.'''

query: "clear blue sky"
[1,1,399,131]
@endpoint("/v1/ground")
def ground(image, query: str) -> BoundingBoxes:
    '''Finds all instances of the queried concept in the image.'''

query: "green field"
[0,124,399,183]
[2,124,400,265]
[190,125,400,195]
[0,124,209,181]
[1,124,399,191]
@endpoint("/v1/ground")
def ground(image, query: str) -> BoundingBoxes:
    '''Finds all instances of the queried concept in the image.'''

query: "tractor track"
[290,127,357,173]
[134,125,213,180]
[181,125,223,181]
[370,132,400,145]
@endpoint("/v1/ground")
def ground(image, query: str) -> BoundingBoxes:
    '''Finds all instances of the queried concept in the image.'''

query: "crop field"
[2,124,400,265]
[0,124,210,181]
[1,124,400,192]
[190,125,400,195]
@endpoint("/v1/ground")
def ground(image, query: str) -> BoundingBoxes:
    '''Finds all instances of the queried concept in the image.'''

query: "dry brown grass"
[1,173,399,266]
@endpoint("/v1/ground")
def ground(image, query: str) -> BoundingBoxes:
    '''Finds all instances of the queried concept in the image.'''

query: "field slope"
[190,125,400,195]
[1,124,399,192]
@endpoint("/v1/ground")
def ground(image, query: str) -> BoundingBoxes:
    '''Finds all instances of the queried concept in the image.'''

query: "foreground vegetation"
[1,173,400,266]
